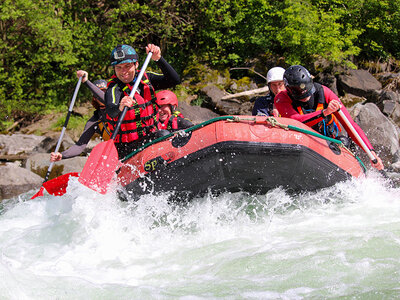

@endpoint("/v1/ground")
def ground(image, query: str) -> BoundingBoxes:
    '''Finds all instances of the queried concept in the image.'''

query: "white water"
[1,173,400,299]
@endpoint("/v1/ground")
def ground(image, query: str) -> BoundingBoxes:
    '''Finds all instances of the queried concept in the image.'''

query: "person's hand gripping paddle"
[78,51,153,194]
[31,78,82,199]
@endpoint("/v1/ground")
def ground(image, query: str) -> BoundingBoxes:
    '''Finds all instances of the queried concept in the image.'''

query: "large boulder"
[0,162,43,200]
[32,132,75,154]
[338,69,382,100]
[200,84,253,115]
[349,103,400,166]
[0,134,46,158]
[25,153,87,180]
[178,101,220,125]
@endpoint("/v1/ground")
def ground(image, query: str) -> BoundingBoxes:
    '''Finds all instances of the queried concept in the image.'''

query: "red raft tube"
[116,116,365,200]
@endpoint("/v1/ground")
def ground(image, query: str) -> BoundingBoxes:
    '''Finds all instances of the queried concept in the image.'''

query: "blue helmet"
[110,45,139,66]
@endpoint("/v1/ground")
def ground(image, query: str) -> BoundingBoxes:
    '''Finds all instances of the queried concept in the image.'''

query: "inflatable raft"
[116,116,365,199]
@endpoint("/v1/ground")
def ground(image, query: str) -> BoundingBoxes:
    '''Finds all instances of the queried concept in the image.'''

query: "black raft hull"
[117,117,364,199]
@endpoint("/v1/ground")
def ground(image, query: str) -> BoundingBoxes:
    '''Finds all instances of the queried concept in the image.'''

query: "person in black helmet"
[50,70,111,161]
[274,64,384,171]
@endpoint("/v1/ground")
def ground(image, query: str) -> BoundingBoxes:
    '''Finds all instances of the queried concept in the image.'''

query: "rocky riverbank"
[1,67,400,200]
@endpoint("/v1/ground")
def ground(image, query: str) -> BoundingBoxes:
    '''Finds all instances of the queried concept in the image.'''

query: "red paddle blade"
[30,172,80,200]
[31,186,45,200]
[78,140,119,194]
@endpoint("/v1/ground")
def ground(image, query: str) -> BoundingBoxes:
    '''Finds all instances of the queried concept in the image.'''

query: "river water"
[1,172,400,299]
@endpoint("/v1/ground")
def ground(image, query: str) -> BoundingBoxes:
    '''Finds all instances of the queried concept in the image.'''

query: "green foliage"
[275,0,361,65]
[1,0,399,131]
[51,114,90,131]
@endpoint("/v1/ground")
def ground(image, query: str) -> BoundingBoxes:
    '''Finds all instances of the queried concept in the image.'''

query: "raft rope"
[122,116,235,161]
[121,115,367,172]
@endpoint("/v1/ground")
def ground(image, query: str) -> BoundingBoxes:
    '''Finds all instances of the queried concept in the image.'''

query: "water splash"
[1,172,400,299]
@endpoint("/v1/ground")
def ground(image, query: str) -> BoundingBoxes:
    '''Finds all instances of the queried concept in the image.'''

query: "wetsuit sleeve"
[274,91,323,124]
[177,117,194,129]
[147,57,181,90]
[61,114,99,159]
[85,80,105,104]
[105,84,123,118]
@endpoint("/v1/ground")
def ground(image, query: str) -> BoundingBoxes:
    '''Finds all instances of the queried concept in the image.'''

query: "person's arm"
[105,84,124,118]
[60,115,99,159]
[147,57,181,90]
[86,80,105,104]
[335,105,374,150]
[275,91,323,124]
[76,70,105,103]
[320,86,375,151]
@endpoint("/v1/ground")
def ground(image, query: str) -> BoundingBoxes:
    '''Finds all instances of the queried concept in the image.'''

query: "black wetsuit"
[105,57,181,158]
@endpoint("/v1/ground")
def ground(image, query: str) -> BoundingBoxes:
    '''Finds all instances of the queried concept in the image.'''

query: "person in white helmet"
[252,67,285,117]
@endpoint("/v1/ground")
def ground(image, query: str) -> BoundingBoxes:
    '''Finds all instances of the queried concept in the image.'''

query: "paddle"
[31,78,83,199]
[336,109,389,178]
[78,51,154,194]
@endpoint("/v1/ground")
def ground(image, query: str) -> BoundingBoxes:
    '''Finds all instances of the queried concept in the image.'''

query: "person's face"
[158,105,172,122]
[114,62,138,83]
[269,81,285,95]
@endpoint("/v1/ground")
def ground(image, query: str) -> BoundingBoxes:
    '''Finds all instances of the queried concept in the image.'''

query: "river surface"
[1,172,400,299]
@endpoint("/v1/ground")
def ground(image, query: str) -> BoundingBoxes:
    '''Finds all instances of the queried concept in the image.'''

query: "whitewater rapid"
[1,172,399,299]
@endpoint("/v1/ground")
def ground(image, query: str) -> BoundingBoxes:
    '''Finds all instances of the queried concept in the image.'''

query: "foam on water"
[1,172,400,299]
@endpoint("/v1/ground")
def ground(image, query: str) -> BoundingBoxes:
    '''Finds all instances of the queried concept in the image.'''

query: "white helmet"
[266,67,285,84]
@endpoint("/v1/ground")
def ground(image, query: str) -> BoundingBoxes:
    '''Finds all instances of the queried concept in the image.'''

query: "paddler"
[105,44,181,159]
[274,64,384,171]
[156,90,193,132]
[50,71,110,162]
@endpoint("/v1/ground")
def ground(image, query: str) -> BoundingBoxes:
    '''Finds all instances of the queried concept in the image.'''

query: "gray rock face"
[25,153,87,179]
[0,163,43,200]
[0,134,46,156]
[350,103,400,166]
[200,84,253,115]
[33,132,75,153]
[338,69,382,99]
[178,101,220,124]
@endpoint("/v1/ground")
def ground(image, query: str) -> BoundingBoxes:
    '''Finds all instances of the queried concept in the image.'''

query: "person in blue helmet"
[50,70,110,161]
[105,43,181,158]
[252,67,286,117]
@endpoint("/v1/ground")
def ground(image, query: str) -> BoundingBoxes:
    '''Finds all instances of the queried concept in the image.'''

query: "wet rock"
[0,134,46,156]
[200,84,253,115]
[338,69,382,100]
[178,101,220,124]
[350,102,400,166]
[0,162,43,200]
[32,132,75,154]
[25,153,87,180]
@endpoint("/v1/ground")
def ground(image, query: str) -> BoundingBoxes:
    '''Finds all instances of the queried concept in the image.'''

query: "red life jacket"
[106,73,158,143]
[294,84,342,138]
[157,116,178,131]
[157,110,184,131]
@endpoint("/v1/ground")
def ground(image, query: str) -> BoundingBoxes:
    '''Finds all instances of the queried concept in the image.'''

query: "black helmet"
[93,79,107,90]
[283,65,315,100]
